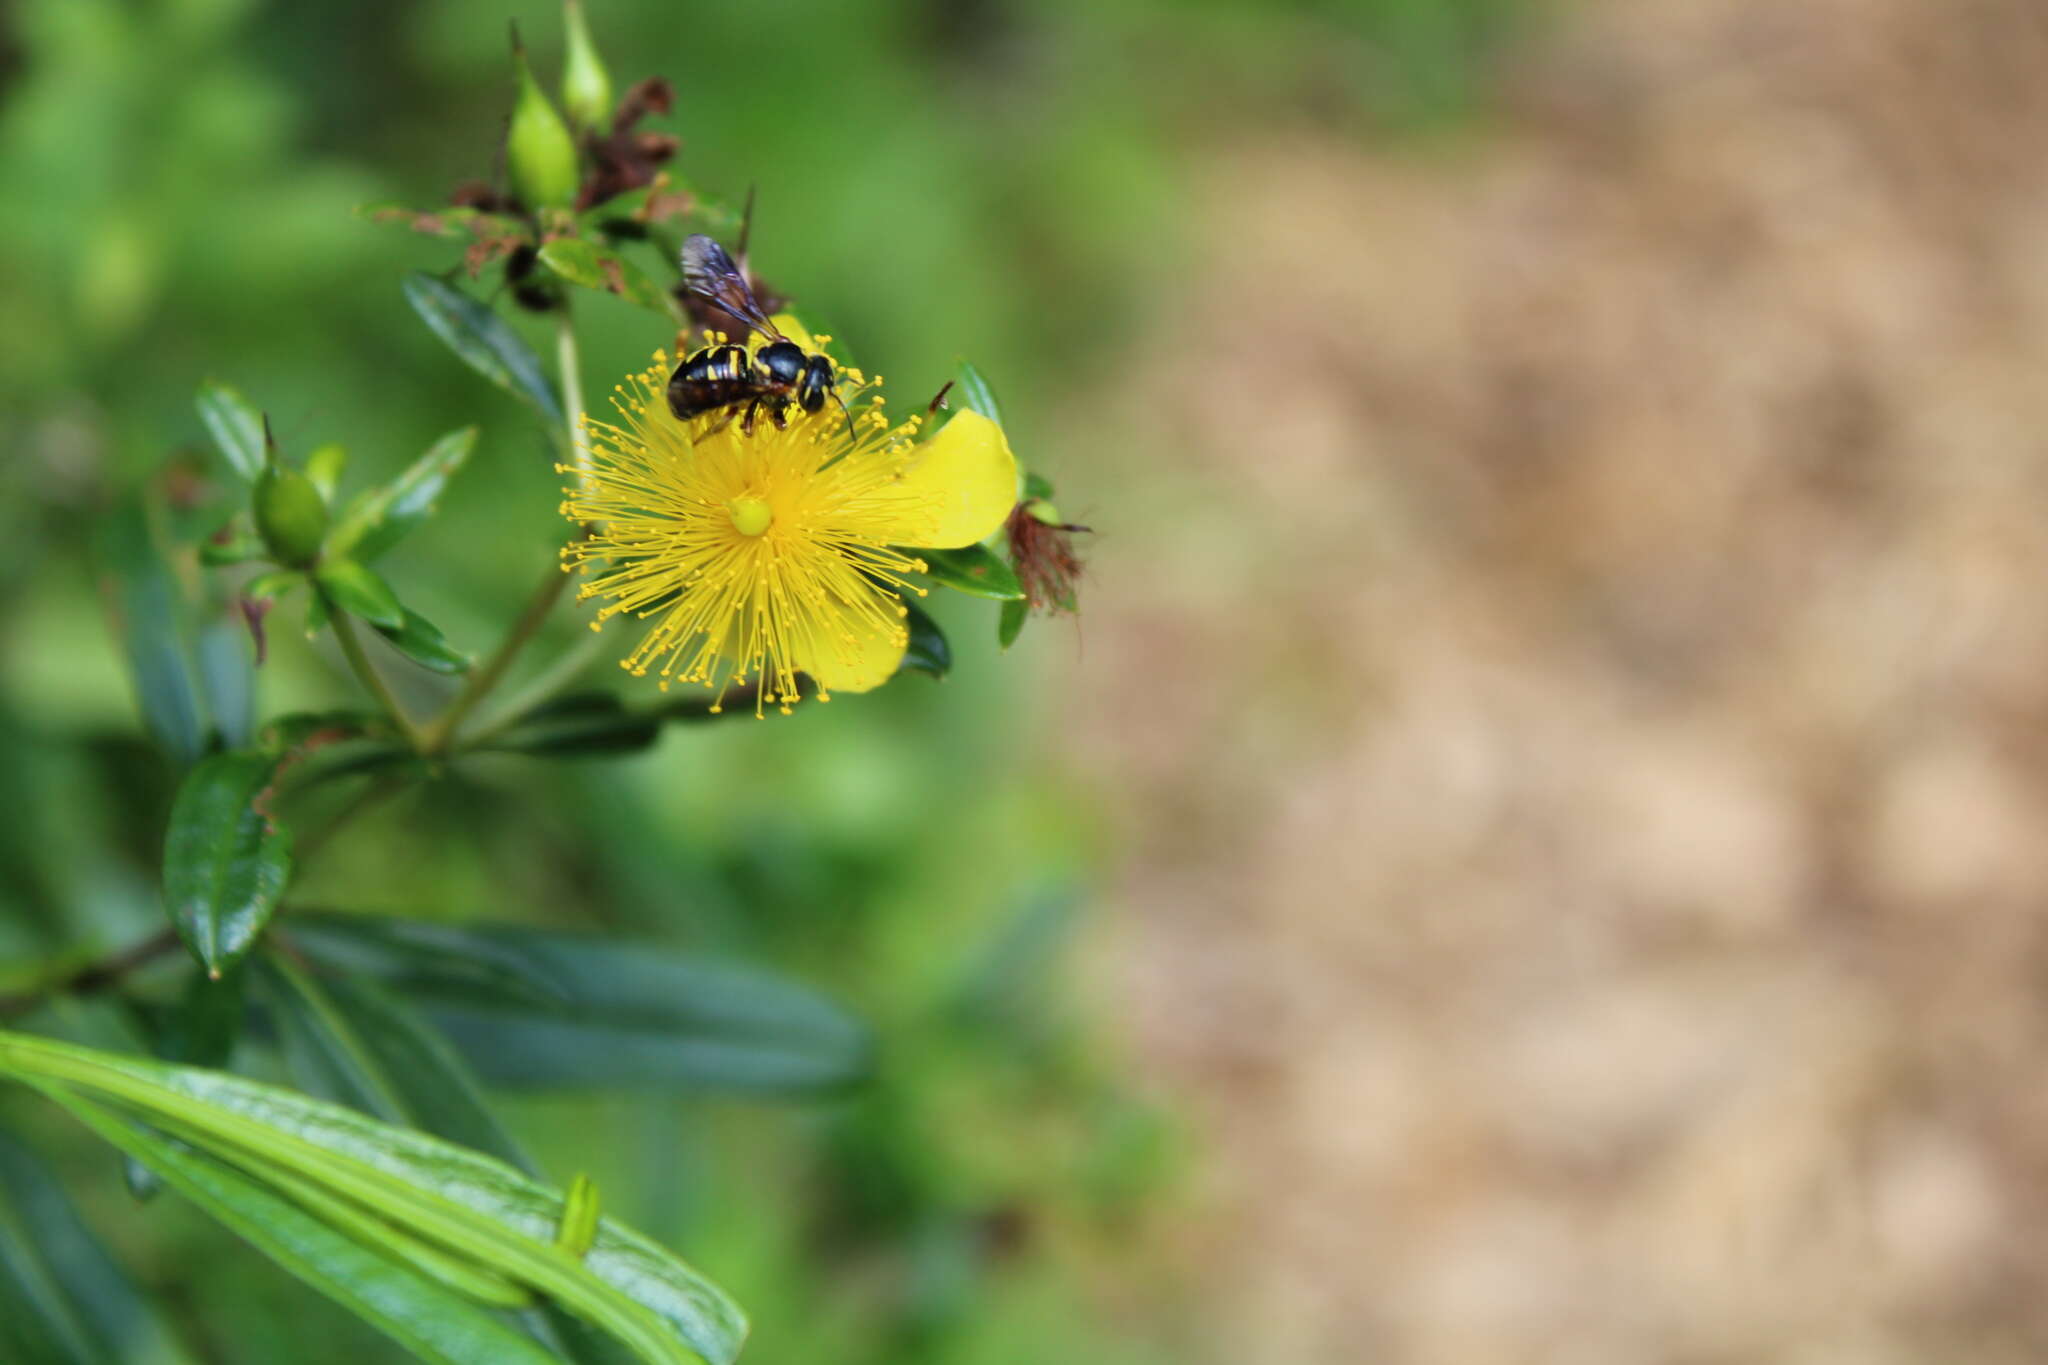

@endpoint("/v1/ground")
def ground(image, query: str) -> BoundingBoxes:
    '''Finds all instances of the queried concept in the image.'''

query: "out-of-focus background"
[9,0,2048,1360]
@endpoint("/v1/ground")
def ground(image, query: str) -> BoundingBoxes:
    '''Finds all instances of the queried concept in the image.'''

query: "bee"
[667,234,850,436]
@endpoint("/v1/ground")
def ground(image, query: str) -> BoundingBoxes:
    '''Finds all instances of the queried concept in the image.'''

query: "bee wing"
[679,234,780,338]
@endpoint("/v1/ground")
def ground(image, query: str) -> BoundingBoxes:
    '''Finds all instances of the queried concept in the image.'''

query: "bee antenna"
[832,387,857,444]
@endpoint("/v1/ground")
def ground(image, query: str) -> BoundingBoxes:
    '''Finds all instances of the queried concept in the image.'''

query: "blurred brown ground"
[1070,0,2048,1359]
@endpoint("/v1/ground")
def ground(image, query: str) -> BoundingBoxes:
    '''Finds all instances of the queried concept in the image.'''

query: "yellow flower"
[561,353,1017,713]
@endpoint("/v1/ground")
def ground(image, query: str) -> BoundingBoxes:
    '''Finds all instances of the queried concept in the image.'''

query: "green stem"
[0,927,182,1021]
[416,560,573,754]
[556,303,592,488]
[329,602,424,752]
[414,302,593,754]
[458,623,608,749]
[295,772,411,867]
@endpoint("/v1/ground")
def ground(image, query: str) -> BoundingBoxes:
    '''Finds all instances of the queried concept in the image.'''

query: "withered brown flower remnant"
[578,76,681,211]
[1005,499,1088,614]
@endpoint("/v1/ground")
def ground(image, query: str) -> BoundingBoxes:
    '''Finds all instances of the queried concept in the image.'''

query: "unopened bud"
[254,465,328,569]
[561,0,614,131]
[508,26,579,208]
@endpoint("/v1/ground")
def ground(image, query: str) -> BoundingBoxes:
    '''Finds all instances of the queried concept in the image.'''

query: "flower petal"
[866,410,1019,550]
[796,606,909,695]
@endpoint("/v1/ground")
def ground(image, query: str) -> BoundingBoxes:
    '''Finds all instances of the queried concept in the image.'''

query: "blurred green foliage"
[0,0,1523,1360]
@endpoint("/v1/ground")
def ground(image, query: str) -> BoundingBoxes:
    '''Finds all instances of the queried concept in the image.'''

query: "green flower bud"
[508,27,579,209]
[254,465,329,568]
[560,0,613,131]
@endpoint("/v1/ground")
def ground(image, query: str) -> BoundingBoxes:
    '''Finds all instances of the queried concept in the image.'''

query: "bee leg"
[770,400,790,430]
[926,380,954,416]
[740,400,761,436]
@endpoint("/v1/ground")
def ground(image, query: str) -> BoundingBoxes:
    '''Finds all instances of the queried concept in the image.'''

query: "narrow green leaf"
[193,615,255,748]
[328,427,478,563]
[557,1175,600,1258]
[918,544,1025,601]
[482,693,663,757]
[0,1133,190,1365]
[243,569,302,602]
[997,596,1028,650]
[304,588,331,635]
[403,273,563,424]
[194,382,265,484]
[126,966,248,1202]
[255,955,411,1125]
[283,915,569,1011]
[953,361,1005,428]
[95,495,204,768]
[162,751,292,976]
[256,709,389,756]
[538,240,674,314]
[1023,471,1054,502]
[898,599,951,678]
[313,560,405,631]
[266,956,531,1172]
[374,608,473,675]
[36,1089,559,1365]
[0,1033,749,1365]
[292,915,870,1095]
[305,443,348,502]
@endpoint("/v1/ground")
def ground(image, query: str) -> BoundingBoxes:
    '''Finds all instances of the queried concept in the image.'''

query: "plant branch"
[0,927,183,1020]
[417,558,574,754]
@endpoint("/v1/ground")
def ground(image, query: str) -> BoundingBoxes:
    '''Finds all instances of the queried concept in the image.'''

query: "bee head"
[795,354,836,413]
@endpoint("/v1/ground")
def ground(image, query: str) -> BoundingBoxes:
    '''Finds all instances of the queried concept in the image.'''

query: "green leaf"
[1023,472,1054,502]
[313,559,405,631]
[194,381,265,484]
[0,1032,749,1365]
[256,709,390,756]
[997,597,1028,650]
[538,239,674,314]
[403,273,563,425]
[953,361,1005,428]
[328,427,478,563]
[898,599,951,678]
[162,751,293,977]
[328,921,870,1095]
[0,1132,192,1365]
[255,954,411,1125]
[193,615,255,749]
[482,693,663,757]
[374,608,473,676]
[95,495,204,768]
[155,966,246,1070]
[303,588,331,636]
[282,915,569,1011]
[304,443,348,503]
[125,966,248,1202]
[36,1090,559,1365]
[243,569,302,602]
[918,544,1024,601]
[259,953,529,1171]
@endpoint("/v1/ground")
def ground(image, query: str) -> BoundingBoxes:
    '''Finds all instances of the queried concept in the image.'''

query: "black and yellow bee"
[667,234,849,436]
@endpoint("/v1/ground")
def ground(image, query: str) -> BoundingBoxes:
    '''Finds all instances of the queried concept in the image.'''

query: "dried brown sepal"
[578,76,681,211]
[1005,501,1089,614]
